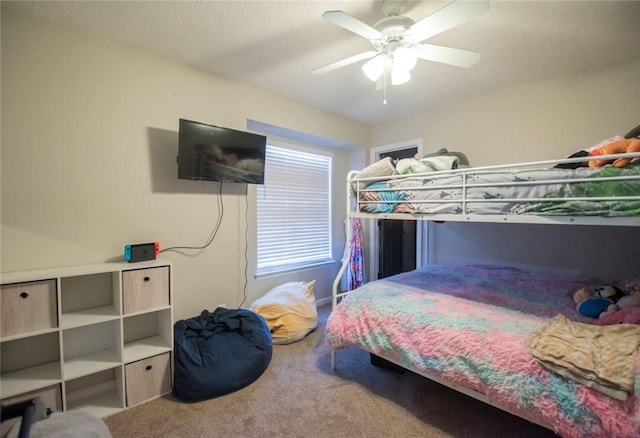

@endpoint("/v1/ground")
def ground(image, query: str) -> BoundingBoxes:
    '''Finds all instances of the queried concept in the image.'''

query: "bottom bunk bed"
[326,264,640,438]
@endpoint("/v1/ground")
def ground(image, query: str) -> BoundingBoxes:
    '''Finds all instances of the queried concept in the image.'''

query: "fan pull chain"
[383,72,388,105]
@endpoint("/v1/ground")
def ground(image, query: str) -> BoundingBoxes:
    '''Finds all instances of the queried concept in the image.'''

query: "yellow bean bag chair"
[250,280,317,344]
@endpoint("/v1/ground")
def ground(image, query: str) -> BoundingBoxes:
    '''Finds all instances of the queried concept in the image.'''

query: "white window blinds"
[256,145,332,276]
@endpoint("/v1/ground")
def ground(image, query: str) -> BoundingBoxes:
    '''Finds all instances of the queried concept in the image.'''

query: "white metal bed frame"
[349,152,640,224]
[329,151,640,431]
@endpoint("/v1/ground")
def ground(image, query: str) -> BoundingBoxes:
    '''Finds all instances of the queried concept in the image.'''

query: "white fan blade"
[406,0,488,44]
[415,44,481,68]
[312,50,378,75]
[322,10,384,40]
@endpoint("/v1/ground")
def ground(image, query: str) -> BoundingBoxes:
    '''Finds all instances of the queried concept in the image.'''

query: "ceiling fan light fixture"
[362,54,387,82]
[392,46,417,72]
[391,64,411,85]
[316,0,488,90]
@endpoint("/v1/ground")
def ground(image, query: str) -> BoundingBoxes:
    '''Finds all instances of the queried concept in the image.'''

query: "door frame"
[368,139,424,282]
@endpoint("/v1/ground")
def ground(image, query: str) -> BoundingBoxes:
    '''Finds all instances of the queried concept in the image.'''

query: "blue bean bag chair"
[173,308,272,402]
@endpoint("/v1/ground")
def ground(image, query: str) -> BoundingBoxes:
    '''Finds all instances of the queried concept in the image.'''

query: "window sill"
[255,260,337,280]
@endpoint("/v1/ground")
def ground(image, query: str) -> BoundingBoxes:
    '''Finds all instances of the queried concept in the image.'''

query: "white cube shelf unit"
[0,259,173,418]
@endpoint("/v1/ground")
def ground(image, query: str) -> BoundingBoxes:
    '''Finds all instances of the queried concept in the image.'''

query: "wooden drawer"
[1,384,62,435]
[122,267,169,314]
[1,383,62,411]
[1,280,57,338]
[125,353,171,407]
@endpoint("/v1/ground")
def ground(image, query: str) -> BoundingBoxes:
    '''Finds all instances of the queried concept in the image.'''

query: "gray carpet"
[104,305,557,437]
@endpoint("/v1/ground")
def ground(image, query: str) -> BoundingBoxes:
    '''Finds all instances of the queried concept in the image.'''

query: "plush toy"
[615,293,640,310]
[573,288,592,304]
[573,287,615,319]
[596,282,640,325]
[594,285,625,302]
[588,138,640,168]
[625,281,640,294]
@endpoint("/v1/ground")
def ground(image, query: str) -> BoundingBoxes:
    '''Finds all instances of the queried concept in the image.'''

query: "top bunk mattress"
[357,162,640,218]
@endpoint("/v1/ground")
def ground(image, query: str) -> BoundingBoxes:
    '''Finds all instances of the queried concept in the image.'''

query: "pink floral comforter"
[326,264,640,438]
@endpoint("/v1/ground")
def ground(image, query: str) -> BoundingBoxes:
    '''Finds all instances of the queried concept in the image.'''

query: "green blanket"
[514,163,640,216]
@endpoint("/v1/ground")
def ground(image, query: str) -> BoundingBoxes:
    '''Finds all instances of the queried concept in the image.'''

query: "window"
[256,144,332,276]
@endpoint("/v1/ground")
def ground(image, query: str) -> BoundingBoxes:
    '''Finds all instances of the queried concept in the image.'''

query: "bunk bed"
[327,133,640,438]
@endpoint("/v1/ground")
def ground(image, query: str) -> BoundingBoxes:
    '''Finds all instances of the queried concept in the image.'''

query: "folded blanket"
[359,182,415,214]
[528,314,640,400]
[396,156,458,174]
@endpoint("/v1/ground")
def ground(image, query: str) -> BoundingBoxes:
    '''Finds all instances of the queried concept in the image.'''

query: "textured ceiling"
[4,1,640,124]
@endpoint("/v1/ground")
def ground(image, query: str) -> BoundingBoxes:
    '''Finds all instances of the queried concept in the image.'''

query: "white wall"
[369,58,640,281]
[425,222,639,281]
[4,8,639,320]
[371,58,640,165]
[0,10,368,321]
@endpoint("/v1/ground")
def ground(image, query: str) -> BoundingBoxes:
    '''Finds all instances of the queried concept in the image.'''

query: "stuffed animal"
[594,285,625,302]
[588,138,640,168]
[615,293,640,310]
[573,287,615,319]
[596,282,640,325]
[573,288,592,304]
[625,281,640,294]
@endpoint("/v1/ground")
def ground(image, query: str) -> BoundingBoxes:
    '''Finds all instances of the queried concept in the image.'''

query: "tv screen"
[177,118,267,184]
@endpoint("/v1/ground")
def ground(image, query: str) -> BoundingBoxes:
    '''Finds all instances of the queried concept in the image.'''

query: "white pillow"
[250,280,317,345]
[352,157,397,191]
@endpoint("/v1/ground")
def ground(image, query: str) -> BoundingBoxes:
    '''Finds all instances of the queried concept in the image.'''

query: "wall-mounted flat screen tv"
[177,118,267,184]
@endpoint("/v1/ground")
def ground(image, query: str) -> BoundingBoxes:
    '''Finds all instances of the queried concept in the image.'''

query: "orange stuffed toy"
[589,138,640,168]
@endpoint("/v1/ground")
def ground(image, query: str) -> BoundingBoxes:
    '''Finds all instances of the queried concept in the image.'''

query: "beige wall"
[370,57,640,280]
[1,10,368,321]
[371,57,640,166]
[3,8,639,322]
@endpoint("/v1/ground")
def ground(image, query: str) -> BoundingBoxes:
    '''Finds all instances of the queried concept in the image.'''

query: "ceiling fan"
[312,0,488,88]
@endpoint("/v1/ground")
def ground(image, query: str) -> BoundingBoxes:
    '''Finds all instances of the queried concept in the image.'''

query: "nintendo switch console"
[124,242,159,263]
